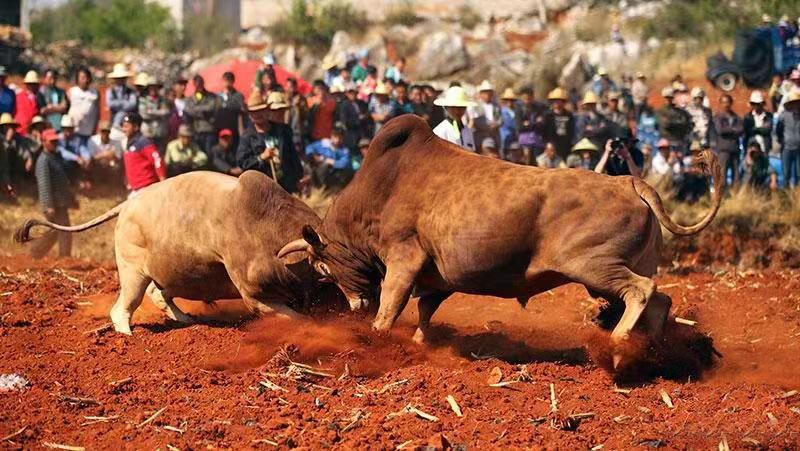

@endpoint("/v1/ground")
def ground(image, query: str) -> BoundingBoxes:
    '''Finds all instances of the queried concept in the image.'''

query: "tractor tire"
[715,73,737,92]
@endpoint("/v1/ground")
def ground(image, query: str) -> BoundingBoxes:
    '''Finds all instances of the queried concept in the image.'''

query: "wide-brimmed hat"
[246,90,268,112]
[607,91,621,100]
[635,72,646,79]
[358,137,370,147]
[672,81,688,92]
[656,138,670,149]
[0,113,18,127]
[60,115,75,128]
[597,67,608,76]
[661,87,675,98]
[267,91,289,110]
[321,53,339,70]
[581,91,599,105]
[134,73,150,87]
[547,87,567,101]
[477,80,494,92]
[373,83,391,96]
[690,86,705,98]
[482,137,496,149]
[572,138,598,153]
[23,70,39,84]
[178,124,193,137]
[147,75,162,86]
[30,115,46,127]
[98,120,111,131]
[784,89,800,107]
[262,52,276,65]
[107,63,132,79]
[433,86,475,107]
[749,90,765,104]
[500,88,516,100]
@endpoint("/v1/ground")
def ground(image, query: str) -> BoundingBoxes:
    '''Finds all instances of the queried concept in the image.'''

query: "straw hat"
[134,73,150,87]
[477,80,494,92]
[784,89,800,108]
[373,83,391,96]
[30,115,45,127]
[178,124,193,137]
[749,90,765,104]
[581,91,599,105]
[107,63,132,79]
[433,86,476,107]
[147,75,162,86]
[246,91,268,112]
[661,87,675,98]
[321,53,339,70]
[500,88,516,100]
[607,91,621,100]
[98,120,111,131]
[267,91,289,110]
[547,87,567,101]
[60,115,75,128]
[0,113,18,126]
[635,72,646,79]
[597,67,608,76]
[23,70,39,84]
[572,138,598,153]
[690,86,705,98]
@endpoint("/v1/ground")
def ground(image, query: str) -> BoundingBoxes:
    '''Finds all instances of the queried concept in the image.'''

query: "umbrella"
[191,60,312,97]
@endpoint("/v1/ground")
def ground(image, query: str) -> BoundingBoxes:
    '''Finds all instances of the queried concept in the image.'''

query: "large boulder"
[414,31,469,79]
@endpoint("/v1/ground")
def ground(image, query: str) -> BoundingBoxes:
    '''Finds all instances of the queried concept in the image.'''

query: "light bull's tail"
[14,202,126,243]
[633,149,723,236]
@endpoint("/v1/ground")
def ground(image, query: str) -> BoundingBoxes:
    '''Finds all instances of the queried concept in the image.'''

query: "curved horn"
[277,239,310,258]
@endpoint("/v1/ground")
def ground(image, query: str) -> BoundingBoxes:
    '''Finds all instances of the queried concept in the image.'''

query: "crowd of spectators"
[2,49,800,257]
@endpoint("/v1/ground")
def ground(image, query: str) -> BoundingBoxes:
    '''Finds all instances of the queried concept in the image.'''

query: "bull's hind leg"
[412,291,453,344]
[241,295,302,320]
[109,267,150,335]
[145,282,194,324]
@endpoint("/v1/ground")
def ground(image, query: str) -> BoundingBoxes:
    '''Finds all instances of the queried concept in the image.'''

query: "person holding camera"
[594,135,643,177]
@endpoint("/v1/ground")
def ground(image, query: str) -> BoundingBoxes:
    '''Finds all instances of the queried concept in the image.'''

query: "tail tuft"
[13,219,39,243]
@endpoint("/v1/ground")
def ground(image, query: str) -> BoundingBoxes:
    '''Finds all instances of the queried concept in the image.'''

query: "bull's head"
[278,225,373,312]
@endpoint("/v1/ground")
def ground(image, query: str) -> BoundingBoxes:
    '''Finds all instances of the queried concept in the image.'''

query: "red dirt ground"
[1,253,799,449]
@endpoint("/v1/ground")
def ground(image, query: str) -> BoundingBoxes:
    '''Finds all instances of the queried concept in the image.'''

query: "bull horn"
[277,239,310,258]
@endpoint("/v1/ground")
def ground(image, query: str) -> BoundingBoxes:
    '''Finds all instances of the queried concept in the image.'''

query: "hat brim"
[572,146,598,153]
[108,71,131,78]
[269,103,289,110]
[248,103,269,112]
[433,99,474,107]
[0,121,19,127]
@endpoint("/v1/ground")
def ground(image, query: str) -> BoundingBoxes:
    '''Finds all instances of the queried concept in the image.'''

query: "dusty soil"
[1,253,799,450]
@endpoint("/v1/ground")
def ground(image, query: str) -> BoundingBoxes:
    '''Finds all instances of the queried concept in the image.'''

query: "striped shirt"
[35,151,72,211]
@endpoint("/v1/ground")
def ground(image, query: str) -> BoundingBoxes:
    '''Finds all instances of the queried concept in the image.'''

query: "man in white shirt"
[67,67,99,146]
[432,86,476,152]
[650,138,682,178]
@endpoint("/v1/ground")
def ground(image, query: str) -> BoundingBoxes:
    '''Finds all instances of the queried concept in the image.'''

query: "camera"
[610,136,638,154]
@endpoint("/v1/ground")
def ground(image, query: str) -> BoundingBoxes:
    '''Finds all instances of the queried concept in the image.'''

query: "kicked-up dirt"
[1,253,799,449]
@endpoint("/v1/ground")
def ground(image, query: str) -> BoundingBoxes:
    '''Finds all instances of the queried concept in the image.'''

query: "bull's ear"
[302,224,324,251]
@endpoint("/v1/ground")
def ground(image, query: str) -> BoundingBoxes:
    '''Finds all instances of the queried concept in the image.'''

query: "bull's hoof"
[411,328,426,345]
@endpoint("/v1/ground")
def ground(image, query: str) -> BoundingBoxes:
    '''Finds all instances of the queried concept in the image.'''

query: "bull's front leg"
[372,241,427,332]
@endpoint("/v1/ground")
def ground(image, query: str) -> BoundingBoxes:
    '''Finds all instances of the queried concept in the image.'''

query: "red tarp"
[191,60,312,97]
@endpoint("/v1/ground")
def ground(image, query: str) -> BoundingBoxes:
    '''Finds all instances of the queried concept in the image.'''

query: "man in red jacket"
[121,113,165,197]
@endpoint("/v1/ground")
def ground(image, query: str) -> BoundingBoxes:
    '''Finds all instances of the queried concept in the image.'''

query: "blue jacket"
[0,86,15,115]
[305,139,350,169]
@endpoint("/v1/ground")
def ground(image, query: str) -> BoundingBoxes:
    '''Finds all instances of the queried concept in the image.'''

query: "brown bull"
[279,115,722,368]
[15,171,333,334]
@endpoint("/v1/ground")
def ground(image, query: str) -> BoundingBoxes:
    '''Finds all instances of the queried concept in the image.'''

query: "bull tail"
[14,202,126,243]
[633,149,723,236]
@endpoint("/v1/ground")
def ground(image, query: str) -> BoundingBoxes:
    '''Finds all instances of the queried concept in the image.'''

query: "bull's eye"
[315,261,332,277]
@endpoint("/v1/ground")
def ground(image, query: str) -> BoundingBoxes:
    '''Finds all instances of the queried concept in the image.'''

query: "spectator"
[543,88,575,160]
[686,87,713,146]
[469,80,501,153]
[121,112,166,197]
[165,124,207,176]
[409,84,431,124]
[743,90,773,155]
[358,66,379,102]
[566,138,599,170]
[267,91,290,124]
[631,72,649,118]
[423,84,445,128]
[139,75,170,151]
[351,50,371,83]
[384,57,406,84]
[504,141,526,164]
[0,114,33,198]
[331,67,356,93]
[28,116,48,160]
[481,137,500,158]
[106,64,138,142]
[594,137,642,177]
[209,129,242,176]
[636,103,660,150]
[516,86,547,164]
[236,95,302,192]
[57,116,90,189]
[254,52,279,94]
[536,142,566,168]
[336,87,366,151]
[655,87,692,153]
[640,143,654,177]
[740,139,778,191]
[185,75,219,153]
[172,76,189,119]
[603,91,628,136]
[369,83,393,135]
[777,90,800,188]
[40,69,69,132]
[32,129,75,258]
[305,127,352,188]
[133,72,150,97]
[216,72,245,150]
[0,66,15,115]
[574,91,612,150]
[14,71,45,136]
[498,88,518,155]
[432,86,476,152]
[285,78,308,153]
[673,81,690,109]
[167,76,188,142]
[713,94,744,186]
[353,137,370,171]
[87,121,122,173]
[67,67,99,147]
[769,73,784,112]
[650,138,682,180]
[391,81,414,117]
[308,80,337,142]
[591,68,618,99]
